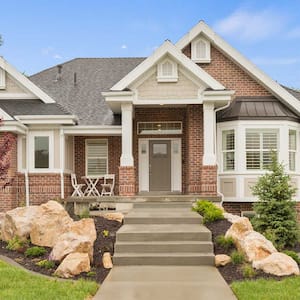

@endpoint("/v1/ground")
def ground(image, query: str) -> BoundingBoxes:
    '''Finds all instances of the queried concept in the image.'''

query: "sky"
[1,0,300,88]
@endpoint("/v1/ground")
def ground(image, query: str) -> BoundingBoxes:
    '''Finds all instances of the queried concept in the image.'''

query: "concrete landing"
[94,266,237,300]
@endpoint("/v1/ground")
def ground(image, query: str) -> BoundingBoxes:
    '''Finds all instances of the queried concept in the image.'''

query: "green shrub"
[216,235,235,251]
[283,250,300,265]
[25,246,46,257]
[86,271,96,277]
[231,250,245,265]
[36,260,55,269]
[242,263,256,278]
[251,154,299,249]
[6,237,28,251]
[192,200,224,223]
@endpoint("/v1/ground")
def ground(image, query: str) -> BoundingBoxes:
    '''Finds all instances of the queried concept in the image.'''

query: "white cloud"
[214,8,286,42]
[53,54,62,59]
[252,57,300,65]
[41,46,54,55]
[121,44,127,49]
[287,27,300,39]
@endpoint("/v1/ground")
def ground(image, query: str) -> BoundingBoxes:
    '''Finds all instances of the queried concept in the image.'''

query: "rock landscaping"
[0,201,122,283]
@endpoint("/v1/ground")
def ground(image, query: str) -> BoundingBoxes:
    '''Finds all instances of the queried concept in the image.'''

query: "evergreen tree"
[252,154,299,249]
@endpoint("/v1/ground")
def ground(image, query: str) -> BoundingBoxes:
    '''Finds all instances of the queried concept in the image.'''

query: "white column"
[120,103,134,166]
[60,129,65,199]
[203,102,216,165]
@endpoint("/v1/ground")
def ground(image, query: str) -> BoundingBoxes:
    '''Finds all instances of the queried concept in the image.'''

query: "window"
[246,130,278,170]
[191,37,211,63]
[34,136,49,168]
[289,130,296,171]
[222,130,235,171]
[157,58,178,82]
[86,139,108,176]
[138,122,182,135]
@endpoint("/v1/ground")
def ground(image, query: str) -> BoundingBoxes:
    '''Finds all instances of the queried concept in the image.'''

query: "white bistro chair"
[101,174,115,196]
[71,173,86,197]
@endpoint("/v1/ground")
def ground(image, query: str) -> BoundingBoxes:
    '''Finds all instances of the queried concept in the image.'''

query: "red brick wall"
[201,165,217,195]
[74,136,121,195]
[119,166,135,196]
[223,202,254,216]
[182,44,272,97]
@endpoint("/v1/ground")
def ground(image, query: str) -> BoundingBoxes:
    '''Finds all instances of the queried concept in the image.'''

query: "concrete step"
[124,210,202,225]
[133,202,193,209]
[115,241,213,253]
[116,224,211,242]
[113,252,215,266]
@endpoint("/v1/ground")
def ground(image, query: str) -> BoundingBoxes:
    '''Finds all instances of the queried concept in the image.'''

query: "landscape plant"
[216,235,235,252]
[251,154,299,249]
[192,200,224,223]
[230,250,245,265]
[282,250,300,265]
[6,237,29,251]
[241,264,256,279]
[36,260,55,269]
[25,246,47,257]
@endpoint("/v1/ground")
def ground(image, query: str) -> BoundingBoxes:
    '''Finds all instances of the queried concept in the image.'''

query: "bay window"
[289,130,296,171]
[222,130,235,171]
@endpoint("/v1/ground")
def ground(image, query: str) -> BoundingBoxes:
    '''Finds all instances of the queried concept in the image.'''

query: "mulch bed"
[0,216,122,283]
[206,219,297,284]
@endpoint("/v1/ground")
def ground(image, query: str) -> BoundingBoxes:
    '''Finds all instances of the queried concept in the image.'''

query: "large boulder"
[225,217,253,242]
[30,201,73,247]
[239,231,277,262]
[54,252,90,278]
[215,254,231,267]
[49,218,96,262]
[1,206,41,242]
[223,212,241,223]
[0,212,5,240]
[253,252,300,276]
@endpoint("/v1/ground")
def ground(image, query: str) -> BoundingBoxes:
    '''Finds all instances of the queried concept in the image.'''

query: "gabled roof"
[0,56,56,104]
[30,58,144,125]
[176,21,300,115]
[111,40,225,91]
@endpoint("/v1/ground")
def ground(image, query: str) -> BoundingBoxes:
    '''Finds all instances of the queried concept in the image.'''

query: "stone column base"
[119,166,136,196]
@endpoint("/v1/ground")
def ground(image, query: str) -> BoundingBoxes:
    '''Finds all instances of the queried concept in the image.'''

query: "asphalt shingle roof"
[29,58,145,125]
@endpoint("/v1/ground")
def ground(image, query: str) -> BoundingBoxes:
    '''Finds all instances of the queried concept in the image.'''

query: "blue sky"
[1,0,300,88]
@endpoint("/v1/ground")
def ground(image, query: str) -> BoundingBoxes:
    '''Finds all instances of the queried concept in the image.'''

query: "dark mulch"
[205,218,298,284]
[0,216,122,283]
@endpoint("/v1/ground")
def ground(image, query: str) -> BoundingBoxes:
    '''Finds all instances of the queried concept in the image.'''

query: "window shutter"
[86,140,108,176]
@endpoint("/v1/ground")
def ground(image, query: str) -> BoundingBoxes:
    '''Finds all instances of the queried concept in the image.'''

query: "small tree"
[251,154,298,249]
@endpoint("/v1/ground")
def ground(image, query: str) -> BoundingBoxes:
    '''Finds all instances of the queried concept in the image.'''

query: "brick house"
[1,21,300,215]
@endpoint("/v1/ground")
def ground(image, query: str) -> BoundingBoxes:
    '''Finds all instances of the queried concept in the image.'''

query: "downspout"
[25,129,30,207]
[214,100,231,206]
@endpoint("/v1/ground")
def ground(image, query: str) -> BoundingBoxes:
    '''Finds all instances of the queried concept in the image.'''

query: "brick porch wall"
[223,202,254,216]
[74,136,121,195]
[119,166,136,196]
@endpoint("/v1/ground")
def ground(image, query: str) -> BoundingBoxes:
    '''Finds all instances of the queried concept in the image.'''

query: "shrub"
[242,264,256,278]
[25,246,46,257]
[231,250,245,265]
[216,235,235,251]
[86,271,96,277]
[6,237,28,251]
[36,260,55,269]
[283,250,300,265]
[102,230,109,238]
[251,154,299,249]
[192,200,224,223]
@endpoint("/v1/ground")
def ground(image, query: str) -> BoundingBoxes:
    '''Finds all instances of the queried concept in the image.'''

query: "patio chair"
[71,173,86,197]
[101,174,115,196]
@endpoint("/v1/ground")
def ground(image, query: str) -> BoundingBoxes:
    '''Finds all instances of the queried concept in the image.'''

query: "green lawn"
[0,260,99,300]
[231,276,300,300]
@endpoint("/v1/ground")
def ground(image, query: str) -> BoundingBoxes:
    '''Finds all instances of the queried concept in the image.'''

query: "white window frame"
[191,37,211,63]
[245,129,278,170]
[222,129,235,172]
[157,58,178,82]
[28,131,54,172]
[289,129,297,172]
[137,121,182,135]
[85,139,108,177]
[0,68,5,89]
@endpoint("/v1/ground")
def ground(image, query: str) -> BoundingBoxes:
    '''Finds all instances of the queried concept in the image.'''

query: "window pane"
[262,151,273,169]
[223,152,235,171]
[222,130,234,150]
[289,130,296,150]
[87,158,107,176]
[86,140,107,176]
[246,151,260,169]
[138,122,182,135]
[289,152,296,171]
[246,132,260,149]
[34,136,49,168]
[263,132,277,150]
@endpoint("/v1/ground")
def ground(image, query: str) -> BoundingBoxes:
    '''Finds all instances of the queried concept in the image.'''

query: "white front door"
[138,138,182,193]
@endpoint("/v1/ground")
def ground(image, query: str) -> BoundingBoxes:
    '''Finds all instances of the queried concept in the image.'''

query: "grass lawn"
[0,260,99,300]
[231,276,300,300]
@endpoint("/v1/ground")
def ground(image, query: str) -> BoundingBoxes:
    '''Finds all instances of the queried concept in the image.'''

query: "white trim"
[0,121,27,134]
[138,138,182,192]
[28,131,54,172]
[0,108,14,121]
[60,129,65,199]
[0,93,37,99]
[191,36,211,63]
[137,121,182,135]
[62,125,122,136]
[0,67,6,89]
[111,40,225,91]
[157,58,178,82]
[0,57,56,104]
[15,115,77,125]
[176,21,300,114]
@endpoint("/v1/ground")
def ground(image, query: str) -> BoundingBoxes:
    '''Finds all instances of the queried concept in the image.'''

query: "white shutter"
[86,140,108,176]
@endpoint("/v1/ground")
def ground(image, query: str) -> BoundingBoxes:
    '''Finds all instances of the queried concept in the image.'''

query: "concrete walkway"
[94,265,237,300]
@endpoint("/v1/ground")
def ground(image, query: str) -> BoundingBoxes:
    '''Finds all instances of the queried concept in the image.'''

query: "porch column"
[119,103,136,196]
[201,102,217,196]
